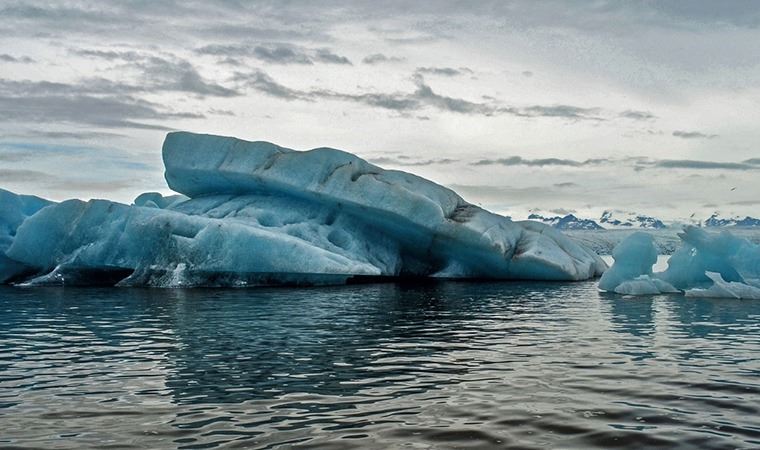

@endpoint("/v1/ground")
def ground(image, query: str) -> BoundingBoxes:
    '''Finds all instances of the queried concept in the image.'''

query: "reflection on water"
[1,282,759,449]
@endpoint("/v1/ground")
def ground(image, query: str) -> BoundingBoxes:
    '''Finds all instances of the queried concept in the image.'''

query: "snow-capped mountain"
[527,210,669,230]
[599,211,667,229]
[527,213,604,230]
[530,210,760,230]
[703,214,760,227]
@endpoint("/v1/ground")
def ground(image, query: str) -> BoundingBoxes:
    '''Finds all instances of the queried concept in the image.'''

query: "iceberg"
[599,225,760,298]
[598,232,678,295]
[598,232,657,291]
[2,132,606,287]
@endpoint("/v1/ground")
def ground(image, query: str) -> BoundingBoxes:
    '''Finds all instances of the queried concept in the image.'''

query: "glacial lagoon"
[1,281,758,449]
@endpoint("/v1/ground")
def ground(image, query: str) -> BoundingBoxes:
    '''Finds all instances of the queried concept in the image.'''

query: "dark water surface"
[1,282,759,449]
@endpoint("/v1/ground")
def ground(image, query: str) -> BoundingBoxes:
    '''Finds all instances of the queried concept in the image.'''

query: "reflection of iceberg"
[599,226,760,299]
[2,132,605,287]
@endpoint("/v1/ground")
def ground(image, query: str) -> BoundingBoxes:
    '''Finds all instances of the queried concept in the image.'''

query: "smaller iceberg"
[598,232,677,295]
[599,226,760,299]
[685,272,760,300]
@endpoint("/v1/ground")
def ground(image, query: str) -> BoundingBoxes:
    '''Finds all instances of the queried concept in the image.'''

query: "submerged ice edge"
[0,132,606,287]
[599,227,760,299]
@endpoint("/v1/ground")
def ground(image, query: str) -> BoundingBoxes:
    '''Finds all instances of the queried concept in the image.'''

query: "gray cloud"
[71,48,144,61]
[620,110,657,120]
[0,54,35,63]
[362,53,406,64]
[4,130,125,140]
[415,67,472,77]
[673,130,718,139]
[729,199,760,206]
[0,166,139,192]
[197,43,351,65]
[0,81,200,130]
[313,48,351,64]
[367,156,458,166]
[0,168,50,181]
[411,79,494,115]
[6,2,759,41]
[234,70,308,100]
[508,105,603,120]
[324,91,420,111]
[208,108,235,116]
[253,44,313,64]
[0,3,129,33]
[554,182,579,188]
[652,159,757,170]
[471,156,610,167]
[133,56,240,97]
[234,69,606,120]
[469,155,760,172]
[0,0,757,219]
[0,153,32,163]
[69,50,241,97]
[196,44,248,57]
[192,23,331,43]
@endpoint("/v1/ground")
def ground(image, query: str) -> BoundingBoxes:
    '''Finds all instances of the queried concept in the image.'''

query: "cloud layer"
[0,0,759,219]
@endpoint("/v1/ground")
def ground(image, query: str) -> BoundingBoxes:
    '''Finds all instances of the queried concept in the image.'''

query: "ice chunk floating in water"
[1,132,605,287]
[685,272,760,300]
[599,226,760,299]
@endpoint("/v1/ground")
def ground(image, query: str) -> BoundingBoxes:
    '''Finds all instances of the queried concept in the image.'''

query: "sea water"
[1,281,759,449]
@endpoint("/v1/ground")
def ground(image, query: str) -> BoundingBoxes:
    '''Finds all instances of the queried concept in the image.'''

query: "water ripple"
[1,282,759,449]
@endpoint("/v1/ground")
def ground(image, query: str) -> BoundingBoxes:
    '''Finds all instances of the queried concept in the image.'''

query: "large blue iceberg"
[1,132,606,287]
[599,226,760,299]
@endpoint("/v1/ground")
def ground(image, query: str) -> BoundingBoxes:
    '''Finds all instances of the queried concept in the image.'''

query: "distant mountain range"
[599,211,667,229]
[527,211,760,230]
[703,213,760,228]
[527,214,603,230]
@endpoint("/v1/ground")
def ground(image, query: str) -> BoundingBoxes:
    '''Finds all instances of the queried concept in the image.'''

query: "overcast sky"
[2,0,760,221]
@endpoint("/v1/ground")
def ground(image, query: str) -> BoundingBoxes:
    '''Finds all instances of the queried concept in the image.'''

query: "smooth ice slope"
[599,226,760,298]
[2,132,606,287]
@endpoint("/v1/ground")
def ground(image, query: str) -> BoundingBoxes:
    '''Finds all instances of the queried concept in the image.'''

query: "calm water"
[1,282,759,449]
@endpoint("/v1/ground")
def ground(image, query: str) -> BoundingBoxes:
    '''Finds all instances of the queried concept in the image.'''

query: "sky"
[1,0,760,222]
